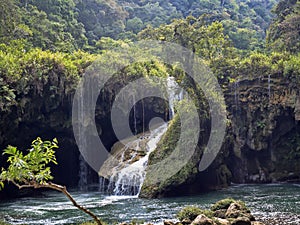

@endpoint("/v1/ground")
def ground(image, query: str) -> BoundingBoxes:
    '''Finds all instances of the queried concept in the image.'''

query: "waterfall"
[267,75,274,161]
[106,124,168,196]
[76,75,98,191]
[167,76,183,119]
[77,82,88,191]
[132,94,137,135]
[79,155,88,191]
[268,74,271,101]
[99,76,182,196]
[234,79,239,111]
[99,176,106,193]
[167,77,176,119]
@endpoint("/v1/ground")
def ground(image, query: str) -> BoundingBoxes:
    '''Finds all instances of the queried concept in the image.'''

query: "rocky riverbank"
[118,198,267,225]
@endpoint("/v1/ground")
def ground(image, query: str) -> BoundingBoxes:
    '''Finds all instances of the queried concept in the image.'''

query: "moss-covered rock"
[177,206,213,221]
[139,107,205,198]
[175,199,264,225]
[211,198,237,211]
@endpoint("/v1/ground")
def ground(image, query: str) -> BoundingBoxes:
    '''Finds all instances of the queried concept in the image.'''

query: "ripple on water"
[0,183,299,224]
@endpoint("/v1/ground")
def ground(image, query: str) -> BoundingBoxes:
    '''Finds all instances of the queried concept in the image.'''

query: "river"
[0,183,299,224]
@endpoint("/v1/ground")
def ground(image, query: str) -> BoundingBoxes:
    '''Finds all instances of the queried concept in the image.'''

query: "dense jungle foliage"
[0,0,300,137]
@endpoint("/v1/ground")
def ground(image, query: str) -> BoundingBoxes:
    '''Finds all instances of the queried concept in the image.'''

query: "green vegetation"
[0,0,300,222]
[0,0,279,51]
[176,199,253,224]
[0,221,10,225]
[177,206,213,221]
[210,198,236,211]
[0,40,96,112]
[267,0,300,53]
[211,198,248,212]
[0,138,103,225]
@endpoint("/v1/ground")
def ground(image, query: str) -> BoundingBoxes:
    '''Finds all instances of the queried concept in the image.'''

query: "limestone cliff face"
[140,74,300,198]
[0,70,167,196]
[1,58,299,199]
[226,74,300,184]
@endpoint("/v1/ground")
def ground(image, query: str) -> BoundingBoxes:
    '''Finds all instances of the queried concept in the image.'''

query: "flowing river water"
[0,183,299,225]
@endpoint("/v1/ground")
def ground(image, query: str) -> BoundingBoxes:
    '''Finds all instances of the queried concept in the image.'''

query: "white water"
[78,155,88,191]
[77,85,89,191]
[234,79,239,110]
[1,184,299,225]
[133,94,137,135]
[108,123,168,196]
[102,76,183,196]
[167,76,183,119]
[268,74,271,101]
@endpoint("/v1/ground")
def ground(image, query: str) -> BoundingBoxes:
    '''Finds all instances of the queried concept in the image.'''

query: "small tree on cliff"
[0,137,102,225]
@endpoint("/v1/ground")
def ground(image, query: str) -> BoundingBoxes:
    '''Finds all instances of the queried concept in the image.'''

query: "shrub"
[210,198,248,212]
[210,198,236,211]
[176,206,209,221]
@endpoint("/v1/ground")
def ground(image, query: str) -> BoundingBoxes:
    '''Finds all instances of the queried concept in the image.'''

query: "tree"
[267,0,300,52]
[0,0,20,41]
[0,137,102,225]
[138,16,230,60]
[76,0,128,43]
[126,17,144,33]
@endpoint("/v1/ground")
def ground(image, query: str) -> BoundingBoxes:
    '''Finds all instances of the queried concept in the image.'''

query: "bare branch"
[10,180,34,189]
[9,179,102,225]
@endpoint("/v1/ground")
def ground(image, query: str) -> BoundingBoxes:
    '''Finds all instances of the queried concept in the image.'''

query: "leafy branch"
[0,137,102,225]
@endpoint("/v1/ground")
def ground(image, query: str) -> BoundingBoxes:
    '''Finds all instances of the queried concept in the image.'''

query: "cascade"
[267,74,274,161]
[100,76,182,196]
[234,80,239,111]
[99,176,106,193]
[106,124,168,196]
[268,74,271,101]
[77,83,88,191]
[133,94,137,135]
[77,75,97,191]
[78,155,88,191]
[167,76,183,119]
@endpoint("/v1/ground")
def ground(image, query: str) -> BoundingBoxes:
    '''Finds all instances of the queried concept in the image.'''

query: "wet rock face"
[0,72,167,195]
[294,97,300,120]
[140,74,300,198]
[0,93,81,188]
[226,75,300,184]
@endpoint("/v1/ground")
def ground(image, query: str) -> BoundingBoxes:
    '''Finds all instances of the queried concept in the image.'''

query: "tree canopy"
[267,0,300,52]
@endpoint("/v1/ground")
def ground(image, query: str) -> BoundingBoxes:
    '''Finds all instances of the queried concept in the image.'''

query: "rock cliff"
[140,73,300,198]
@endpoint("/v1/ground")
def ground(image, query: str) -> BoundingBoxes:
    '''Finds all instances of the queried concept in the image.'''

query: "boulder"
[213,209,227,218]
[182,218,192,225]
[191,214,214,225]
[231,217,251,225]
[175,222,184,225]
[213,217,230,225]
[164,220,175,225]
[225,203,243,218]
[225,202,254,221]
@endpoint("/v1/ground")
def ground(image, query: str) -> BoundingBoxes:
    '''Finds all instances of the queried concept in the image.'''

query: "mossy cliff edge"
[140,72,300,198]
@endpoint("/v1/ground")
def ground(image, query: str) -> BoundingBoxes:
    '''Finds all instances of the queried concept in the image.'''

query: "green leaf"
[0,137,59,190]
[0,181,4,190]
